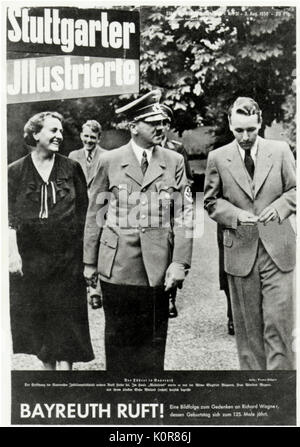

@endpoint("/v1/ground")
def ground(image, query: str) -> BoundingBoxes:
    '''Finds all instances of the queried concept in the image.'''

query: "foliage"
[139,6,296,143]
[281,74,296,153]
[7,5,296,160]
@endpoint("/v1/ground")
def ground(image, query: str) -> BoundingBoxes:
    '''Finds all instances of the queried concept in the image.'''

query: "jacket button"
[141,228,145,233]
[141,214,146,219]
[141,188,146,192]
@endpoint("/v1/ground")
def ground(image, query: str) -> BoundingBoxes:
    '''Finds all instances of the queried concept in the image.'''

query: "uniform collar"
[84,145,99,159]
[131,139,154,164]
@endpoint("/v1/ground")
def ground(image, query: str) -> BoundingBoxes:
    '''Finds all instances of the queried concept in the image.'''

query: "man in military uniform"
[160,104,193,186]
[69,120,106,308]
[160,104,194,318]
[83,90,193,372]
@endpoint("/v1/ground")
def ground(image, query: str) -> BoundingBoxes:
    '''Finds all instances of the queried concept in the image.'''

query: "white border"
[1,0,299,428]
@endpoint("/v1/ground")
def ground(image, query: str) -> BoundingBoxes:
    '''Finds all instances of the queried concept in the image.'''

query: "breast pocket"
[109,182,132,205]
[155,181,180,207]
[156,181,179,195]
[98,227,119,278]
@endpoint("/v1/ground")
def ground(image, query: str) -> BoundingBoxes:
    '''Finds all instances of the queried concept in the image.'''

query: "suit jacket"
[84,141,193,287]
[69,145,106,190]
[204,136,296,277]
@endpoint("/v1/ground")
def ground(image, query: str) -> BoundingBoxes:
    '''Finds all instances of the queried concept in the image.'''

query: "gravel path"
[11,195,239,370]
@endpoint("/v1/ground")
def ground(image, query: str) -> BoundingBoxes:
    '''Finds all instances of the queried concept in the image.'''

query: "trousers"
[228,241,295,370]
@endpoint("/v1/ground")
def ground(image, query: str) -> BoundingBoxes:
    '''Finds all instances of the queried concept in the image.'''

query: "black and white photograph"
[0,0,297,428]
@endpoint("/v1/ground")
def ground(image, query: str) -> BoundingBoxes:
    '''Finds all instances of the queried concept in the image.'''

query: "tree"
[281,73,296,153]
[7,6,296,161]
[139,6,296,145]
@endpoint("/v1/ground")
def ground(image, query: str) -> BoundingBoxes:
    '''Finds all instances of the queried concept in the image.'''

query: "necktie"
[87,151,93,164]
[141,150,148,176]
[244,150,255,179]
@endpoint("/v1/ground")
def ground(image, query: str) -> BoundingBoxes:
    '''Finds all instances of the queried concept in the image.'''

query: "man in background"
[204,97,296,370]
[69,120,106,193]
[69,120,105,308]
[160,104,193,186]
[160,104,194,318]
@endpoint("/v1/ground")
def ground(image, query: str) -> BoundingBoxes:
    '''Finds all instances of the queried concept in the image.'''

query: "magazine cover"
[0,0,298,431]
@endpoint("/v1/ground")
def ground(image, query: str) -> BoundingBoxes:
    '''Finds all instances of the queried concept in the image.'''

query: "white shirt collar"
[237,137,259,163]
[131,139,154,165]
[85,147,96,159]
[85,144,104,158]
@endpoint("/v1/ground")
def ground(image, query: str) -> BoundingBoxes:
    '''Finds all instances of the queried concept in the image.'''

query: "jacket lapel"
[121,142,144,186]
[226,142,253,200]
[253,137,273,198]
[142,146,166,189]
[120,142,166,188]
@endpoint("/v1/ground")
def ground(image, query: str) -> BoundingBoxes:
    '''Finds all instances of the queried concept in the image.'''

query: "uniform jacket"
[84,141,193,287]
[204,136,296,277]
[162,138,193,184]
[69,145,106,190]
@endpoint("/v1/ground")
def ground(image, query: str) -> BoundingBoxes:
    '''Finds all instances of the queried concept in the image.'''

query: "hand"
[258,207,279,225]
[164,262,186,292]
[84,264,98,288]
[9,228,23,276]
[238,210,258,226]
[9,250,23,276]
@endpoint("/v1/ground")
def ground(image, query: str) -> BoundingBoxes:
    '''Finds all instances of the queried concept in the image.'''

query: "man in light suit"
[83,90,193,372]
[69,120,106,307]
[204,97,296,370]
[69,120,106,194]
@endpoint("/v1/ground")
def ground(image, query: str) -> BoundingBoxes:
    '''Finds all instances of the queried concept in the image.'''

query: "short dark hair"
[228,97,262,123]
[24,111,63,146]
[82,120,102,134]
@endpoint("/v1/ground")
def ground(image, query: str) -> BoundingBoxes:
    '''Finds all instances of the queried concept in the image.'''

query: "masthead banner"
[6,6,140,103]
